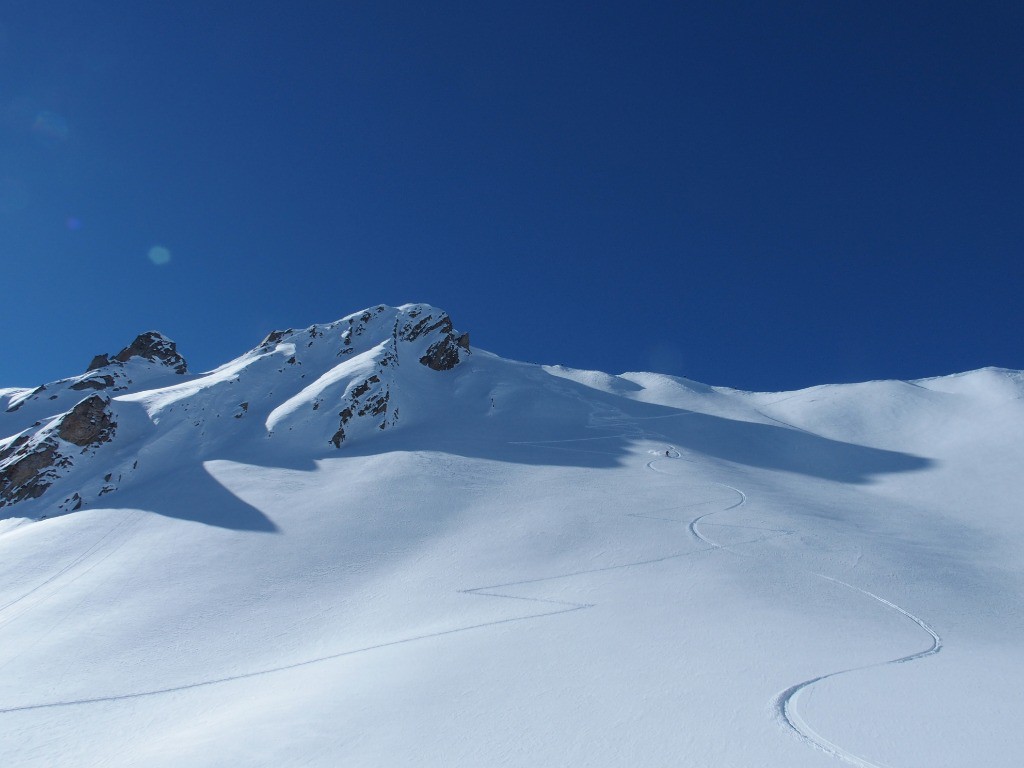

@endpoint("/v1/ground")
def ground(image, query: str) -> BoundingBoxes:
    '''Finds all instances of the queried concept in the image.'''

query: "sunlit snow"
[1,305,1021,767]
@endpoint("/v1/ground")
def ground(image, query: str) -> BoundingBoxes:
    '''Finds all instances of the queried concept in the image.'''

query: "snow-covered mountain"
[1,304,1022,767]
[1,304,472,514]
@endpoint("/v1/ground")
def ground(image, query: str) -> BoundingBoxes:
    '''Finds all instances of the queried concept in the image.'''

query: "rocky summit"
[0,304,469,514]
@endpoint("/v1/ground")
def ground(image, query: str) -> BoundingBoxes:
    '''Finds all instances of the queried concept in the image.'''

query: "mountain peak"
[84,330,188,374]
[250,304,470,374]
[1,303,472,515]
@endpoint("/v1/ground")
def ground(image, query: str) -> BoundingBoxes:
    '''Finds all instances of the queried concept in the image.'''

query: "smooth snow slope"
[0,306,1021,767]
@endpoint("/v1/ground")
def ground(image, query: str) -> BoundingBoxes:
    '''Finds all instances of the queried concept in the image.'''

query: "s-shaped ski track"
[664,454,942,768]
[770,576,941,768]
[0,408,942,768]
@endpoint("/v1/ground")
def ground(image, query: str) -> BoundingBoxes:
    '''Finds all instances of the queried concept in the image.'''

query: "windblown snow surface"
[1,304,1022,767]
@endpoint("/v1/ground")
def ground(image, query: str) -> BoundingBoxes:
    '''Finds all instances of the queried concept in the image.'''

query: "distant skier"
[665,450,670,457]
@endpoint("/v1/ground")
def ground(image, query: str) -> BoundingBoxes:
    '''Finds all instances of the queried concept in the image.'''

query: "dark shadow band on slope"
[651,410,933,483]
[330,378,933,485]
[80,370,930,531]
[100,462,278,532]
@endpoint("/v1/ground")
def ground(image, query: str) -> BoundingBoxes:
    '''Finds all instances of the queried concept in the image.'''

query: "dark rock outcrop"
[260,329,293,347]
[326,306,469,446]
[399,313,452,343]
[114,332,188,373]
[0,396,117,509]
[396,309,470,372]
[57,395,116,447]
[70,375,115,391]
[419,339,461,371]
[87,354,111,371]
[0,442,61,506]
[331,375,393,447]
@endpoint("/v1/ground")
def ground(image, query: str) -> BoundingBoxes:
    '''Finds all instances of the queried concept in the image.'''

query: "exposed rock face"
[325,306,468,447]
[87,354,111,371]
[0,396,116,509]
[419,340,461,372]
[83,332,188,377]
[260,329,293,347]
[397,309,470,372]
[0,435,30,464]
[113,332,188,373]
[0,442,61,506]
[3,332,186,431]
[398,311,452,343]
[70,375,115,391]
[338,308,388,357]
[57,395,117,446]
[331,375,393,447]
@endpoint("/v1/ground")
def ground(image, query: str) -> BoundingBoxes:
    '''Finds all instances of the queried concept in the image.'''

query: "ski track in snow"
[605,405,942,768]
[0,510,146,633]
[652,450,942,768]
[0,420,728,715]
[0,405,942,768]
[768,575,941,768]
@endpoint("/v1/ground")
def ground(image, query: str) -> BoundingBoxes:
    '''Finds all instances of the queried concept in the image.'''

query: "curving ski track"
[670,458,942,768]
[0,407,942,768]
[769,574,941,768]
[631,397,941,768]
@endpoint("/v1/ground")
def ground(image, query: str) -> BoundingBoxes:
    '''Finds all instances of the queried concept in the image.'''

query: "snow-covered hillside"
[1,304,1021,767]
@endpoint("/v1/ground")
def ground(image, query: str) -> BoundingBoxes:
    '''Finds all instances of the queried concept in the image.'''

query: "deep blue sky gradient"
[2,2,1022,390]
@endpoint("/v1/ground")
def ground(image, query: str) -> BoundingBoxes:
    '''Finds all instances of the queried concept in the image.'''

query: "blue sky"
[2,2,1021,391]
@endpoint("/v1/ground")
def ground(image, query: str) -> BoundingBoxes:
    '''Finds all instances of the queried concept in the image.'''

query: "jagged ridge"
[0,304,470,516]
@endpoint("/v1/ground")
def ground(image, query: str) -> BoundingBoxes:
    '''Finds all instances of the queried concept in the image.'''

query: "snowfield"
[1,305,1021,767]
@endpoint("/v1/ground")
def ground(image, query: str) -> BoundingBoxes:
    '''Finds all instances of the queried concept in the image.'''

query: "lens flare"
[32,111,70,142]
[148,246,172,266]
